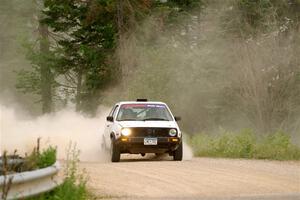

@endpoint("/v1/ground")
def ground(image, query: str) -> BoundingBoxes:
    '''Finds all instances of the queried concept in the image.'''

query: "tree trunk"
[39,22,52,114]
[76,69,83,112]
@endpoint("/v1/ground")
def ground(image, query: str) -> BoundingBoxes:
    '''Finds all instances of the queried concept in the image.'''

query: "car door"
[104,104,119,147]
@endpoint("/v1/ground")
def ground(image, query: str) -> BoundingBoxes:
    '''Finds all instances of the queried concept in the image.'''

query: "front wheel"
[173,142,183,161]
[110,139,121,162]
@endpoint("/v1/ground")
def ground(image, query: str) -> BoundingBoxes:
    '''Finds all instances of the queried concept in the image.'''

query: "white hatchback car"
[102,99,182,162]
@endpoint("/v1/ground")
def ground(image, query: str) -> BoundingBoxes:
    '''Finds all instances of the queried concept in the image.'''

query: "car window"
[116,104,173,121]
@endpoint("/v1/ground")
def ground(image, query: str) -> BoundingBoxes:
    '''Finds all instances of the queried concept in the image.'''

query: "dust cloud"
[109,3,300,136]
[183,142,193,160]
[0,104,194,162]
[0,104,110,162]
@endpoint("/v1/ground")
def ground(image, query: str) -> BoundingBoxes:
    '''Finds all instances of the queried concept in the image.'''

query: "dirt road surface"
[81,156,300,200]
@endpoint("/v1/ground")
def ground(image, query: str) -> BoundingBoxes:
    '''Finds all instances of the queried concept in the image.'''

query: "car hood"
[118,121,178,128]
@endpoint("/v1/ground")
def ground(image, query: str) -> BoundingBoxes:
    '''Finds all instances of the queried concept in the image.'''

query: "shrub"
[190,129,300,160]
[36,146,57,169]
[22,139,57,171]
[1,140,58,200]
[253,131,300,160]
[28,143,93,200]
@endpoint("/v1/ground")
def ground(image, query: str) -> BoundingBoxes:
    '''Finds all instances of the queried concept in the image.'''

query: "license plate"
[144,138,157,145]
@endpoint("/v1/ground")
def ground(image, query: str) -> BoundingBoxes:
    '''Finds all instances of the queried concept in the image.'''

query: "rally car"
[102,99,182,162]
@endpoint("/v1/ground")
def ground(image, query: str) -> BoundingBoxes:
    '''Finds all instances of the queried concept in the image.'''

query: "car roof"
[117,101,167,105]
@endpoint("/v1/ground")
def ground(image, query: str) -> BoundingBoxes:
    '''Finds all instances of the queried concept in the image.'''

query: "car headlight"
[169,128,177,137]
[121,128,131,136]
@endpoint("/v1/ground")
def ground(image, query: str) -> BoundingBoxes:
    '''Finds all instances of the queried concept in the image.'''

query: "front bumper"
[115,137,181,154]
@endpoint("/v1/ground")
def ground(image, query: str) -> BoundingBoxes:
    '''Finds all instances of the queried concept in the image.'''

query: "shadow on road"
[120,154,173,162]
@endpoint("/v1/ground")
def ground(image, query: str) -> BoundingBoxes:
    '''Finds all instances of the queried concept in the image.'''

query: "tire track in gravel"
[80,157,300,200]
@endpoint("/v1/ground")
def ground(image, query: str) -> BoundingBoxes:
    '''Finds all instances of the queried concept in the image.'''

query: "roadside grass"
[1,140,58,200]
[2,141,97,200]
[188,129,300,160]
[1,139,57,175]
[23,144,57,171]
[27,144,95,200]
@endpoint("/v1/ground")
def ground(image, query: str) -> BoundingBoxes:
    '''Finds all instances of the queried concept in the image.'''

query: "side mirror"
[174,116,181,121]
[106,116,114,122]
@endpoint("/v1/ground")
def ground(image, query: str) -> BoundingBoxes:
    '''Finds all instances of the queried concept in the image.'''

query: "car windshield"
[116,104,173,121]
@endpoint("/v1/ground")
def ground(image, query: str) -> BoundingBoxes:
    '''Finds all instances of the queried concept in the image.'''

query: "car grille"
[129,127,173,137]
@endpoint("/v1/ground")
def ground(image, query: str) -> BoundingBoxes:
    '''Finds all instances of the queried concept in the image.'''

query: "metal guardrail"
[0,161,61,200]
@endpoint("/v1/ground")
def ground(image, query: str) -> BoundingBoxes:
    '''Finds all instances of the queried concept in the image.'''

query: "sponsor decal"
[121,104,166,108]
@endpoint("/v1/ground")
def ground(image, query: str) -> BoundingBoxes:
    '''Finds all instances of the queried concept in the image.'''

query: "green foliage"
[23,145,57,171]
[16,37,56,97]
[16,68,41,95]
[2,140,57,176]
[4,143,92,200]
[15,26,58,113]
[189,130,300,160]
[152,0,206,28]
[155,0,205,10]
[223,0,300,37]
[238,0,273,28]
[43,145,90,200]
[36,146,57,169]
[40,0,118,112]
[27,144,93,200]
[37,0,207,113]
[253,131,300,160]
[48,176,89,200]
[11,0,300,134]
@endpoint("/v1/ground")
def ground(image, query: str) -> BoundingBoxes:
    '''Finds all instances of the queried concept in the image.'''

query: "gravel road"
[80,156,300,200]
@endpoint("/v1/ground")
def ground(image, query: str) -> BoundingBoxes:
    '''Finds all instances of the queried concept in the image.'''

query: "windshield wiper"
[143,118,169,121]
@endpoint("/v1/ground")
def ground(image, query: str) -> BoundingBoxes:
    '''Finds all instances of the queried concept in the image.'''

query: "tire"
[173,142,183,161]
[110,138,121,162]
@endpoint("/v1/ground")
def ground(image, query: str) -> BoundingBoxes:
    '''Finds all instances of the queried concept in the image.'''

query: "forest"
[0,0,299,136]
